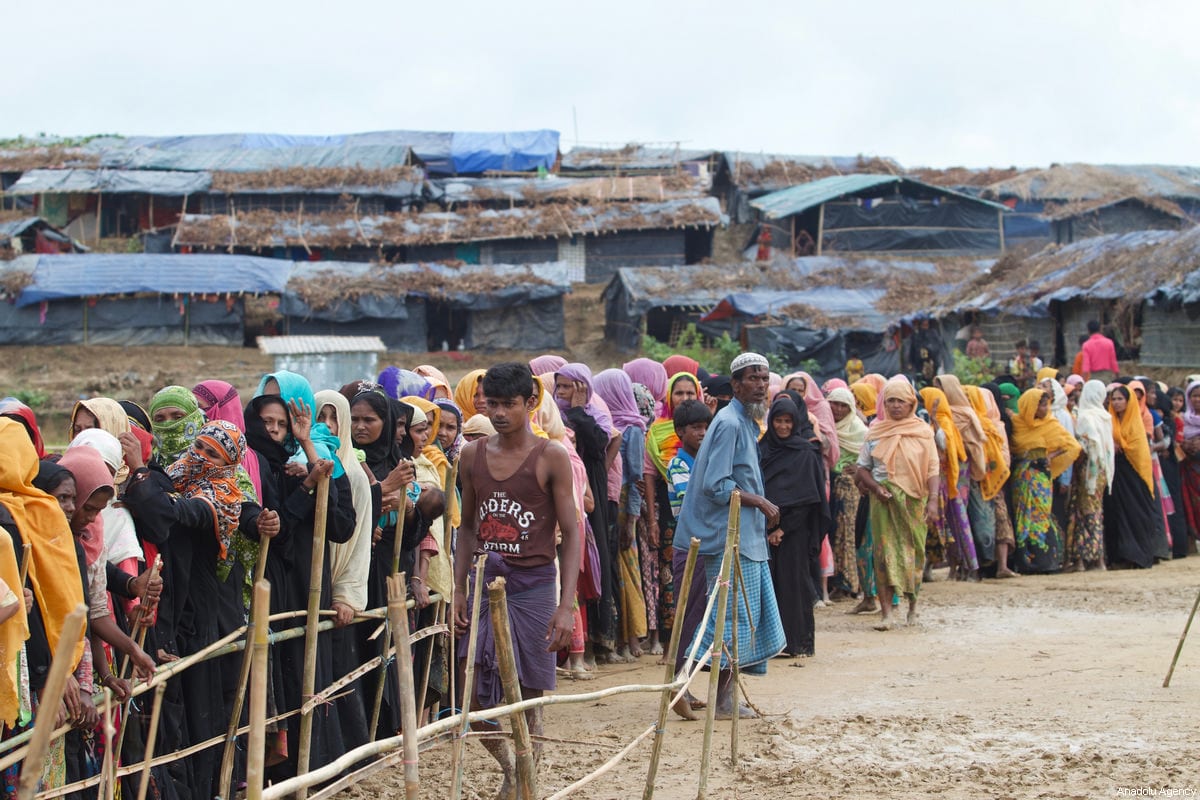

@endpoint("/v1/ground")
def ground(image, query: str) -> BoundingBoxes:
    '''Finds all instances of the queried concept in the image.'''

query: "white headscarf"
[1073,380,1114,493]
[315,390,374,612]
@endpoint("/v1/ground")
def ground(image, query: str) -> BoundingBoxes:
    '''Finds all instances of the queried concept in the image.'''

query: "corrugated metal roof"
[751,175,1010,219]
[257,335,386,355]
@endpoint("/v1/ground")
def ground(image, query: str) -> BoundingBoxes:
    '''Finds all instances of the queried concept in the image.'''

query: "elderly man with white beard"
[670,352,786,720]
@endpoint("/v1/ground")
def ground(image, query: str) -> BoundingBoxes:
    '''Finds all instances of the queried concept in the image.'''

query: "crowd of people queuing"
[0,318,1197,797]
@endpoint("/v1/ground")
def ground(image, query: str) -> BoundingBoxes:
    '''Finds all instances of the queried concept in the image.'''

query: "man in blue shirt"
[671,352,786,720]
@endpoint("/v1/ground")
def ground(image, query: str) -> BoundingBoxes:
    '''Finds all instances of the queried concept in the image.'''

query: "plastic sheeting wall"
[585,230,687,284]
[283,306,427,352]
[467,297,565,351]
[1139,306,1200,367]
[821,198,1002,253]
[0,296,244,345]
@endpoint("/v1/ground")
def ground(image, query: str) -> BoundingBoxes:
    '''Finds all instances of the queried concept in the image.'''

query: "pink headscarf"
[413,365,453,399]
[193,380,261,500]
[768,372,783,403]
[530,354,568,376]
[781,371,839,470]
[822,378,849,395]
[622,358,668,403]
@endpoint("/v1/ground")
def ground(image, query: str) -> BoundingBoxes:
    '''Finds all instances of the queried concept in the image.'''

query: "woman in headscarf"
[1010,388,1081,574]
[967,385,1017,577]
[642,371,702,646]
[1065,381,1114,571]
[1133,380,1173,560]
[462,413,496,441]
[781,372,840,471]
[919,386,977,581]
[851,380,878,423]
[454,369,487,422]
[1179,382,1200,553]
[529,354,568,376]
[761,395,830,656]
[661,354,700,379]
[0,397,45,459]
[413,364,453,400]
[855,378,940,630]
[623,357,669,418]
[434,398,465,464]
[148,385,207,466]
[1039,375,1077,538]
[827,387,867,599]
[194,379,262,500]
[554,363,621,658]
[1154,385,1189,560]
[1104,384,1160,569]
[936,375,993,572]
[377,366,434,402]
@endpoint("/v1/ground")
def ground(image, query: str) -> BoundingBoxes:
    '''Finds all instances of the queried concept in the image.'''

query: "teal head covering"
[255,370,344,478]
[149,385,206,464]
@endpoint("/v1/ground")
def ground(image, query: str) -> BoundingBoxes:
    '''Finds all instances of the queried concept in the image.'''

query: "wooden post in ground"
[294,474,331,797]
[729,542,741,765]
[368,502,408,740]
[386,574,420,800]
[450,553,487,800]
[247,580,272,800]
[219,538,272,799]
[1163,585,1200,688]
[18,603,86,800]
[643,537,700,800]
[697,490,740,800]
[136,683,167,800]
[488,577,536,800]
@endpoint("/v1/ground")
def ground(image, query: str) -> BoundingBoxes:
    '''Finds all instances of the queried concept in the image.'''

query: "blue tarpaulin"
[6,253,290,307]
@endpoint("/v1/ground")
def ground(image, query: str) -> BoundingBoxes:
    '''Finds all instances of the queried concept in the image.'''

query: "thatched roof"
[725,153,900,193]
[937,226,1200,316]
[984,164,1200,202]
[0,146,98,172]
[1039,195,1192,222]
[174,198,724,250]
[209,166,423,192]
[431,174,706,204]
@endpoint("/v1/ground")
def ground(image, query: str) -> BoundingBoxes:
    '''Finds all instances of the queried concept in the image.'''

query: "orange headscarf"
[453,369,486,422]
[1011,389,1081,479]
[0,526,26,727]
[866,379,938,500]
[965,386,1011,499]
[1133,380,1155,436]
[919,387,965,488]
[936,375,987,482]
[0,419,84,676]
[1110,386,1154,492]
[850,381,878,420]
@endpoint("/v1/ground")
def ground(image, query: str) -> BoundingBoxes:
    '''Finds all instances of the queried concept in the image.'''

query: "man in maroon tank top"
[454,362,580,796]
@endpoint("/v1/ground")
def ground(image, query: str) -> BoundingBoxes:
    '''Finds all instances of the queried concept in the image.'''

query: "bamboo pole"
[368,496,409,740]
[294,473,331,796]
[643,537,700,800]
[114,554,162,768]
[488,577,536,800]
[18,603,86,800]
[729,542,741,765]
[135,683,166,800]
[697,490,740,800]
[247,580,272,800]
[17,543,30,587]
[387,574,420,800]
[1163,584,1200,688]
[219,536,272,799]
[450,553,487,800]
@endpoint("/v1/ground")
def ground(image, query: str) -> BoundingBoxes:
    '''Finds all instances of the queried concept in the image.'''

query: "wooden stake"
[729,542,741,765]
[386,574,420,800]
[295,474,330,797]
[135,683,166,800]
[17,543,30,587]
[219,536,272,799]
[697,490,740,800]
[247,580,272,800]
[488,576,536,800]
[1163,584,1200,688]
[95,689,114,800]
[369,495,408,740]
[450,553,487,800]
[643,537,700,800]
[113,554,163,769]
[18,603,86,800]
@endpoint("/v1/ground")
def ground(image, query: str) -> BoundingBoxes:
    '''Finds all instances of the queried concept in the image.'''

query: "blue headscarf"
[256,370,344,478]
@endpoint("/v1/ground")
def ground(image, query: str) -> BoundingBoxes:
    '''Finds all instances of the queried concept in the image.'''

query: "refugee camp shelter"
[936,226,1200,368]
[0,253,289,345]
[750,174,1009,257]
[1040,196,1191,244]
[0,216,82,257]
[723,152,901,224]
[257,335,386,390]
[280,260,572,352]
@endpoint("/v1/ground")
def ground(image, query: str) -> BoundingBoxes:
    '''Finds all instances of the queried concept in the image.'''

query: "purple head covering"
[593,369,647,432]
[622,358,669,403]
[378,367,434,401]
[555,363,613,436]
[529,354,568,376]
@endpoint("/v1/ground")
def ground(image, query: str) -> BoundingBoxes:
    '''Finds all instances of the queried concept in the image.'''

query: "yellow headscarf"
[935,374,988,482]
[1037,366,1059,384]
[0,526,27,727]
[1011,388,1081,479]
[453,369,486,421]
[850,381,878,420]
[865,378,938,500]
[1110,386,1154,493]
[919,386,965,488]
[965,385,1011,500]
[646,372,701,478]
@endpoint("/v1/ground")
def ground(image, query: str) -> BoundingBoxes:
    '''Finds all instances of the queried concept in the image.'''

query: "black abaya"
[1104,454,1158,569]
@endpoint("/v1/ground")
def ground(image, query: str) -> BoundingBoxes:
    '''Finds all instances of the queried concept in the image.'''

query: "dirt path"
[337,558,1200,799]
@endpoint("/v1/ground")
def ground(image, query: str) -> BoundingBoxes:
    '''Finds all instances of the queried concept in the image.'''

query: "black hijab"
[759,395,826,510]
[32,460,72,494]
[351,390,403,480]
[982,381,1014,441]
[392,398,416,460]
[243,395,292,470]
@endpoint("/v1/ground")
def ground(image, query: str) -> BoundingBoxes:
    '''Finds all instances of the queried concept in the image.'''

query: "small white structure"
[257,335,386,391]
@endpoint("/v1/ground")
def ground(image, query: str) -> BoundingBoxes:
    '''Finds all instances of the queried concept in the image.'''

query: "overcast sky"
[6,0,1197,169]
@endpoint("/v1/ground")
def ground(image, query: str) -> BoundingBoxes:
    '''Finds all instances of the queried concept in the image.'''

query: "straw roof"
[0,146,98,172]
[209,165,423,192]
[984,164,1200,202]
[1039,195,1192,222]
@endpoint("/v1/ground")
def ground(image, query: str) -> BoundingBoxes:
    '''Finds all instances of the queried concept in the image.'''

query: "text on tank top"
[472,438,557,566]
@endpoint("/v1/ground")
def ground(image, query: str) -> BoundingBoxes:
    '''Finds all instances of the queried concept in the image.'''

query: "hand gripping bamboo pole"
[368,493,409,740]
[697,490,740,800]
[1163,584,1200,688]
[450,553,487,800]
[386,574,421,800]
[247,580,272,800]
[18,603,86,800]
[219,533,273,799]
[488,576,536,800]
[643,537,700,800]
[294,473,330,798]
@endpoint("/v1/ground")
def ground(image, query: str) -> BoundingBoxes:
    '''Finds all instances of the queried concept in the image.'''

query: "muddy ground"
[337,559,1200,799]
